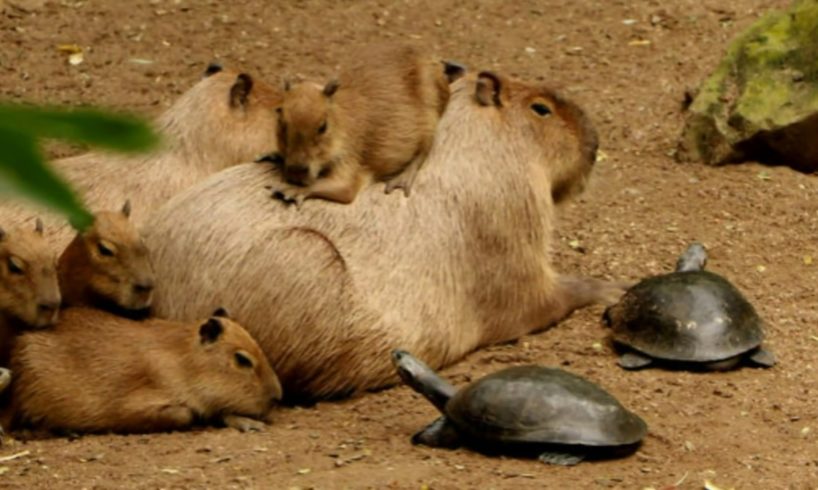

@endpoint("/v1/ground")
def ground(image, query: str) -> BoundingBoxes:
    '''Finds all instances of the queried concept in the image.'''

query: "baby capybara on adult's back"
[271,43,465,205]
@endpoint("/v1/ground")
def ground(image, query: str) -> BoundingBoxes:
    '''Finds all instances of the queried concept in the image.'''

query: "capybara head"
[159,64,282,169]
[192,308,282,418]
[58,201,155,313]
[472,71,598,204]
[276,80,343,187]
[0,219,60,328]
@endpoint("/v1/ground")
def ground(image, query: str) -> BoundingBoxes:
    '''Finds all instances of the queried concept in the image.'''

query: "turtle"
[603,242,776,371]
[391,350,647,465]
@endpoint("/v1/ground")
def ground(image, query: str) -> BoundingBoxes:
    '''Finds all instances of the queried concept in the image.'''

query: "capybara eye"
[530,103,552,117]
[317,121,328,135]
[7,256,24,275]
[318,165,332,179]
[97,242,115,257]
[235,352,254,369]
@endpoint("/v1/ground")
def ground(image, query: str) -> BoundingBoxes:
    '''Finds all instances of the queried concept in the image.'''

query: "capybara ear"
[475,71,504,107]
[442,60,466,84]
[121,199,132,218]
[34,218,44,235]
[323,79,340,97]
[199,318,224,344]
[204,62,223,78]
[230,73,254,108]
[212,307,230,318]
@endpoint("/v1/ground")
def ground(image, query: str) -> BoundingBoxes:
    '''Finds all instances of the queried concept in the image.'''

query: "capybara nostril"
[37,301,59,316]
[133,281,155,295]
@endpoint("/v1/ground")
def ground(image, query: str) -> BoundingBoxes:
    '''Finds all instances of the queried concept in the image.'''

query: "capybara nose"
[283,164,309,186]
[133,281,154,295]
[37,300,59,316]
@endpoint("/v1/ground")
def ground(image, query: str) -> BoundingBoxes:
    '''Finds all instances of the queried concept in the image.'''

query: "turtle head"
[391,349,456,413]
[675,242,708,272]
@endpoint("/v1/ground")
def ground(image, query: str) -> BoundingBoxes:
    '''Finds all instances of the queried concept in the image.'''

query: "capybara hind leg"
[546,275,629,322]
[222,414,266,432]
[385,144,431,197]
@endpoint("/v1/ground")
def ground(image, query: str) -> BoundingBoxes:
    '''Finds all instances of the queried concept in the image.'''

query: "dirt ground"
[1,0,817,488]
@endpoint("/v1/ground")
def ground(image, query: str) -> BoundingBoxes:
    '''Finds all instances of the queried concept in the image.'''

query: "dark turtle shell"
[607,270,764,362]
[445,366,647,446]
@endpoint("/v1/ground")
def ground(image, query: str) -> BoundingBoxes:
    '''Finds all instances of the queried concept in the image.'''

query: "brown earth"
[1,0,817,489]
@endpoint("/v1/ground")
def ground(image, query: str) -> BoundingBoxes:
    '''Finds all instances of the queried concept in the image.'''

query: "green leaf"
[0,128,93,230]
[0,104,160,153]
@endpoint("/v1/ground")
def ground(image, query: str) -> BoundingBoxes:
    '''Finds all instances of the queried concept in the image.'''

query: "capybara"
[5,204,279,434]
[8,308,282,434]
[0,64,282,252]
[144,71,616,401]
[57,200,154,315]
[270,43,465,205]
[0,219,60,438]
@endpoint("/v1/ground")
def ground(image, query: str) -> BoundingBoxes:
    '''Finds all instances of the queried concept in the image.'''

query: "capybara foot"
[223,415,266,432]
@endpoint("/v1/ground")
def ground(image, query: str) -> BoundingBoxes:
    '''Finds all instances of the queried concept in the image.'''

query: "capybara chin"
[57,200,155,315]
[0,64,282,253]
[8,308,282,434]
[145,70,620,401]
[270,43,465,206]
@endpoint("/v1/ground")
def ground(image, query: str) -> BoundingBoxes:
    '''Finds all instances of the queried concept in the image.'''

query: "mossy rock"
[677,0,818,172]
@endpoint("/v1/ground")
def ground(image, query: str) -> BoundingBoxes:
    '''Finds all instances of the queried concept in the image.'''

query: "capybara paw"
[384,174,413,197]
[269,185,307,208]
[223,415,267,432]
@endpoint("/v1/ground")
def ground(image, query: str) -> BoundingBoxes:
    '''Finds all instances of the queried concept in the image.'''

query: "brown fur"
[0,221,61,439]
[0,222,61,368]
[58,202,155,313]
[272,43,456,205]
[8,308,282,433]
[0,67,282,253]
[144,71,620,401]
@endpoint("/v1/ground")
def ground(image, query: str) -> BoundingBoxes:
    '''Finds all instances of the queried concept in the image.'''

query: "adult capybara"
[270,43,465,205]
[0,64,282,252]
[144,71,618,401]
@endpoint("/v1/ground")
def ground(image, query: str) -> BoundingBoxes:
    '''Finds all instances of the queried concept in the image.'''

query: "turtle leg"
[617,351,653,370]
[411,416,462,449]
[747,347,776,368]
[538,451,585,466]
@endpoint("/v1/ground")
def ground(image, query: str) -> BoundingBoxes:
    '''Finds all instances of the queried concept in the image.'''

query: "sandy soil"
[1,0,816,488]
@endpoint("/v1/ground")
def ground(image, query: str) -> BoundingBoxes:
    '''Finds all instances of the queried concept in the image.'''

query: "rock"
[677,0,818,173]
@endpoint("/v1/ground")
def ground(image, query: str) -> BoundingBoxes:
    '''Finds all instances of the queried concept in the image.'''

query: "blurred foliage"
[0,104,159,230]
